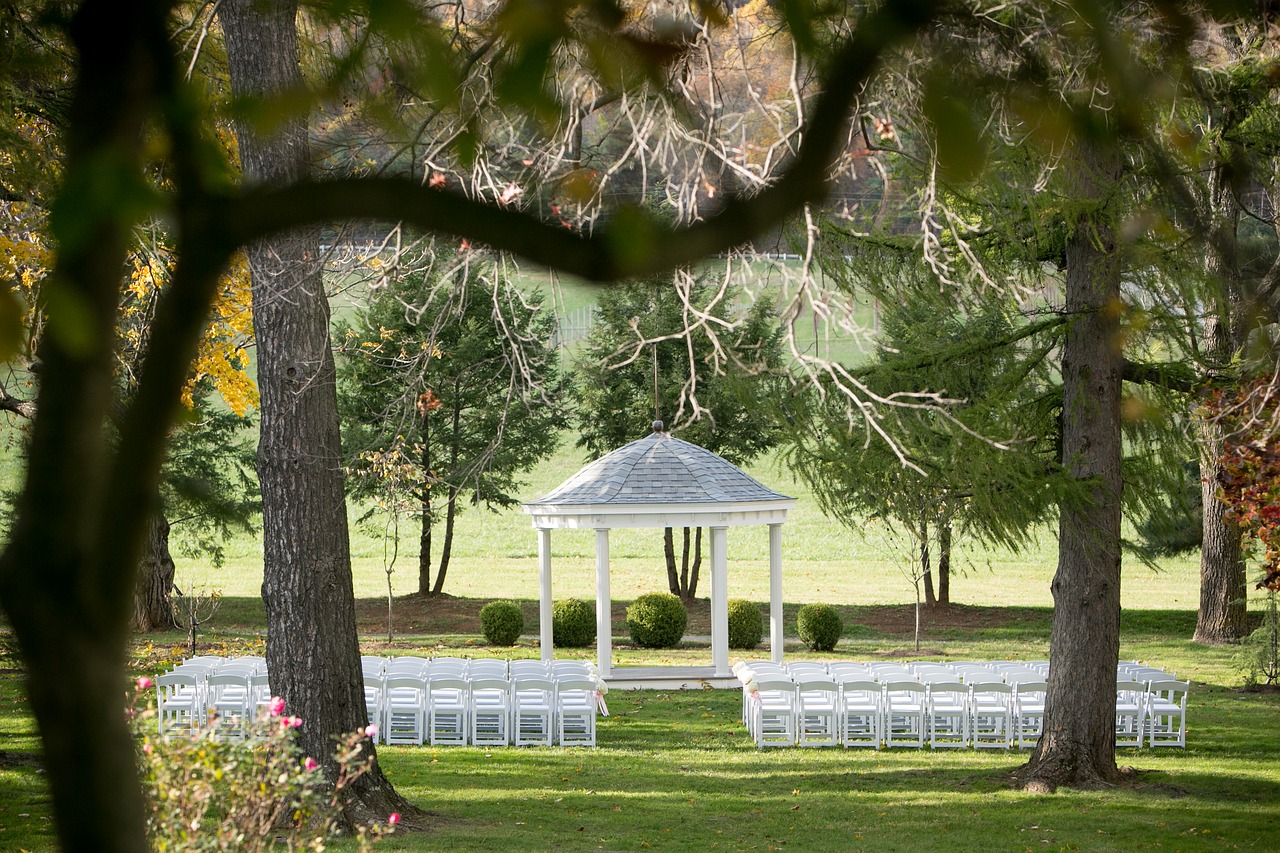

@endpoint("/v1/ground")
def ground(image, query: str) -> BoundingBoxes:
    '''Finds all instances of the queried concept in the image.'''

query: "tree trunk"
[663,527,681,595]
[1016,141,1125,792]
[1193,129,1249,644]
[418,411,433,596]
[687,527,703,600]
[132,511,177,632]
[431,485,459,596]
[919,518,937,607]
[220,0,418,825]
[937,517,951,607]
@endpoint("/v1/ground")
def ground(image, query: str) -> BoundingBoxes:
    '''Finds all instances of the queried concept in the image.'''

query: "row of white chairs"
[364,670,605,747]
[154,657,270,737]
[735,662,1188,750]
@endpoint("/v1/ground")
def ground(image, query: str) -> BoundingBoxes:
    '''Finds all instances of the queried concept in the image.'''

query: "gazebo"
[522,424,795,686]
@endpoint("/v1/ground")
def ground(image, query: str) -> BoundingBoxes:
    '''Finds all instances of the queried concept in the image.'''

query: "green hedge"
[553,598,596,648]
[626,592,687,649]
[728,599,764,650]
[796,603,842,652]
[479,600,524,646]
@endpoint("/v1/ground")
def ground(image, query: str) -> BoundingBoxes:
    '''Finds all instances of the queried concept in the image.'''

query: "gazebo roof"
[523,428,794,529]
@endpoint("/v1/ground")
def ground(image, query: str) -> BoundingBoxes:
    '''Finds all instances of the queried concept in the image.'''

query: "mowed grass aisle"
[2,440,1279,850]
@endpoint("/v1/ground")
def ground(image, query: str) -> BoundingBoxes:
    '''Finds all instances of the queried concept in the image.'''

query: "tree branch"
[1121,358,1198,393]
[226,0,947,282]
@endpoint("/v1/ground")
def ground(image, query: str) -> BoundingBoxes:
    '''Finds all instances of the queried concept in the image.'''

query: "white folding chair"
[206,671,251,739]
[838,677,883,749]
[1115,680,1147,748]
[511,676,555,747]
[882,681,926,748]
[384,675,427,745]
[554,676,598,747]
[155,671,202,736]
[427,675,470,746]
[796,675,840,747]
[1014,681,1047,748]
[469,676,512,747]
[926,681,970,748]
[1146,680,1189,748]
[750,677,798,749]
[969,682,1013,749]
[363,673,385,741]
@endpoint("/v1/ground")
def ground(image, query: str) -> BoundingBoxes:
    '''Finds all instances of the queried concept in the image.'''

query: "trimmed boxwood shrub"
[553,598,596,648]
[479,600,524,646]
[626,592,687,649]
[728,599,764,650]
[796,603,843,652]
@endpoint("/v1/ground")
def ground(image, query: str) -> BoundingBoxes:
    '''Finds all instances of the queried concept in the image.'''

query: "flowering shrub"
[130,679,396,851]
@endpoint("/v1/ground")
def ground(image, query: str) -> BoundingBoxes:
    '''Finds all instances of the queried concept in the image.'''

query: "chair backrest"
[157,671,199,689]
[1147,679,1189,705]
[510,676,554,703]
[385,674,427,691]
[550,660,593,677]
[882,680,925,700]
[970,681,1013,698]
[554,676,597,695]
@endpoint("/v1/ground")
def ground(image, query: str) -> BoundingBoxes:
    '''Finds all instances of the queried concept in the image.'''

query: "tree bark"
[687,527,703,600]
[937,516,951,606]
[1193,127,1249,644]
[419,411,433,595]
[919,518,937,607]
[663,527,681,595]
[220,0,418,825]
[1016,141,1125,791]
[431,484,459,596]
[132,511,177,632]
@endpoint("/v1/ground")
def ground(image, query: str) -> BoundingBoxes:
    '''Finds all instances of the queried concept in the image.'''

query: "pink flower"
[136,676,153,691]
[364,724,378,739]
[303,757,319,771]
[268,696,287,716]
[388,813,400,826]
[281,715,303,729]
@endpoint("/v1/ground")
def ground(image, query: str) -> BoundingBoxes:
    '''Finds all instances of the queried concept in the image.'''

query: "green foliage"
[553,597,596,648]
[479,600,524,646]
[727,598,763,650]
[573,273,784,465]
[796,603,842,652]
[626,592,687,649]
[1239,591,1280,687]
[131,686,394,851]
[337,258,566,592]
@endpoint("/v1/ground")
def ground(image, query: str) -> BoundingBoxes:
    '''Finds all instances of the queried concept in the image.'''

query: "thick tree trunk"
[220,0,418,825]
[1016,142,1125,792]
[663,527,681,595]
[1196,408,1249,643]
[132,511,177,632]
[1194,141,1249,644]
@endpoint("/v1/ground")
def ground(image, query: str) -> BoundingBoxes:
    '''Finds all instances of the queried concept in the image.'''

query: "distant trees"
[776,273,1061,607]
[337,258,565,597]
[574,272,784,599]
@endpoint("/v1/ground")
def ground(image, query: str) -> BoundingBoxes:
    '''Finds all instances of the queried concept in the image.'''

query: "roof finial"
[652,420,665,434]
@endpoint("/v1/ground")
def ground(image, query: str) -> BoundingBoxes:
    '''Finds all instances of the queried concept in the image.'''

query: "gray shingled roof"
[527,430,792,506]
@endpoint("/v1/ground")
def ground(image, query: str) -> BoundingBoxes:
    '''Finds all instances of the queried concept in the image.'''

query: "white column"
[595,528,612,678]
[769,523,784,665]
[538,527,553,663]
[710,526,730,677]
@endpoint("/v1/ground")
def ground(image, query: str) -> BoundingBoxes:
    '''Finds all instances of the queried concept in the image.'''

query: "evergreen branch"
[1121,358,1198,393]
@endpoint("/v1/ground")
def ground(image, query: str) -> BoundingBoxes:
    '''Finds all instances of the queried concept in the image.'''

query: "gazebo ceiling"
[524,428,794,530]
